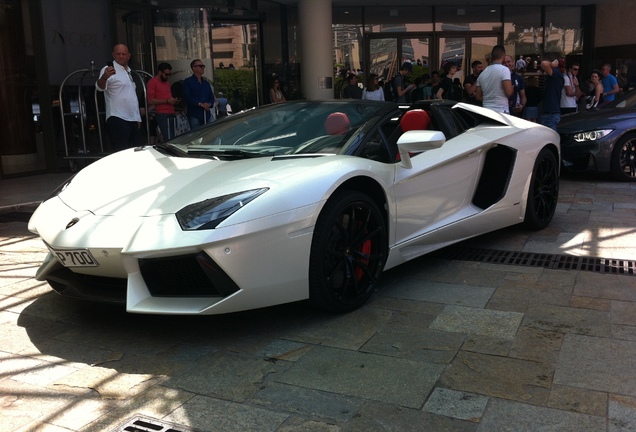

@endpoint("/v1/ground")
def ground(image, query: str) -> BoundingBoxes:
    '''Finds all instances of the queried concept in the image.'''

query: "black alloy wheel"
[611,133,636,182]
[523,148,559,230]
[309,190,387,313]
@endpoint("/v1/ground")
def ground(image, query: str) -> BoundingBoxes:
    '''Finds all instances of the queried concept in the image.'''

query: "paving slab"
[165,351,282,403]
[509,325,565,363]
[522,304,612,337]
[360,327,465,363]
[554,334,636,397]
[276,417,342,432]
[280,306,392,350]
[460,334,512,356]
[342,400,478,432]
[277,346,445,409]
[440,351,553,405]
[384,280,495,308]
[609,394,636,432]
[478,398,606,431]
[429,305,523,339]
[422,387,488,422]
[166,395,289,432]
[547,385,607,417]
[252,382,362,423]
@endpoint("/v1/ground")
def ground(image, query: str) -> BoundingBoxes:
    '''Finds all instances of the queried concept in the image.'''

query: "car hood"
[558,108,635,133]
[56,147,347,217]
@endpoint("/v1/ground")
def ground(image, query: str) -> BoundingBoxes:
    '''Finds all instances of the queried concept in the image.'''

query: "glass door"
[113,4,154,73]
[437,34,501,81]
[470,35,500,69]
[368,35,431,79]
[438,36,466,81]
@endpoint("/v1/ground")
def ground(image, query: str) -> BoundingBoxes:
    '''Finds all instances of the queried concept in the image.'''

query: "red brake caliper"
[355,239,372,281]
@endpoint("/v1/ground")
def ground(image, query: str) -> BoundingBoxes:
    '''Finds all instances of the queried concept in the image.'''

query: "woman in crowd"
[586,70,604,110]
[362,73,385,101]
[269,78,286,104]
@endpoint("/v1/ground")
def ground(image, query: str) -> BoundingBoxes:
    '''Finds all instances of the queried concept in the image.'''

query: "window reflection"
[504,7,543,57]
[545,6,583,55]
[365,7,433,32]
[435,6,502,32]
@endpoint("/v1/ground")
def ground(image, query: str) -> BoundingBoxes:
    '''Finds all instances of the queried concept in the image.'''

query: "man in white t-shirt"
[475,45,514,113]
[561,63,581,114]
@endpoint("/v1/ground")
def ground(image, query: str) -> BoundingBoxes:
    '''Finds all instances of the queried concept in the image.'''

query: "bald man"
[96,44,141,151]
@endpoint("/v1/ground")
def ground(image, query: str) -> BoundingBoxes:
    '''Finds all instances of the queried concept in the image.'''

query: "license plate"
[51,248,99,267]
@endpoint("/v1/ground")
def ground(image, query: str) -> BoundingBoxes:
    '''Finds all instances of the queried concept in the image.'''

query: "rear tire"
[610,133,636,182]
[523,148,559,230]
[308,190,387,313]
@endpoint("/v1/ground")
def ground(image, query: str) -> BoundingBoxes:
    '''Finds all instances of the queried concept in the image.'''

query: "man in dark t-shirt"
[539,54,564,131]
[464,60,483,105]
[342,74,363,99]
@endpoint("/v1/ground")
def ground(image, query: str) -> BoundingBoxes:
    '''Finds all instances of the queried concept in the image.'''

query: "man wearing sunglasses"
[561,63,581,114]
[147,62,179,141]
[183,59,216,129]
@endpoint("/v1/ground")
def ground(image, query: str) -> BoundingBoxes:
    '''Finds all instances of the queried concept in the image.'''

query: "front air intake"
[139,252,240,297]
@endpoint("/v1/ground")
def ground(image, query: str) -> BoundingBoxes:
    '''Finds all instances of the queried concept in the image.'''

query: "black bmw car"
[558,89,636,181]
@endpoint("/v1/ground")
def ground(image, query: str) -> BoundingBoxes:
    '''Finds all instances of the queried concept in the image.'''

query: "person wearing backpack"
[393,62,416,103]
[435,62,462,102]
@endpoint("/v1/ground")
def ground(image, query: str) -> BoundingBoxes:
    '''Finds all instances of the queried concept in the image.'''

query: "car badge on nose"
[66,218,79,229]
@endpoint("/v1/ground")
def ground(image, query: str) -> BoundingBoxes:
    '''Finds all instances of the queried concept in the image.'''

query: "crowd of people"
[337,47,624,132]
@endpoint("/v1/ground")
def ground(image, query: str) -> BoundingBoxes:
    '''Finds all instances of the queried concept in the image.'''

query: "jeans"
[107,116,140,151]
[539,113,560,131]
[188,110,213,130]
[155,113,177,141]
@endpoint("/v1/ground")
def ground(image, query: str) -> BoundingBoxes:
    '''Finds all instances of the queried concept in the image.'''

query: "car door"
[391,133,487,247]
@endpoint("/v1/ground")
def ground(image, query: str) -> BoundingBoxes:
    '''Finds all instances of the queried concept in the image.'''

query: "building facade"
[0,0,633,178]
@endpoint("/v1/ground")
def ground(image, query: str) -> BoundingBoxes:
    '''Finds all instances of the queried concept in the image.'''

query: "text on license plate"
[52,248,99,267]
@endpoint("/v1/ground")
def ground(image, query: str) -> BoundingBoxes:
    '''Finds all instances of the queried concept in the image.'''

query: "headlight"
[176,188,268,230]
[573,129,613,142]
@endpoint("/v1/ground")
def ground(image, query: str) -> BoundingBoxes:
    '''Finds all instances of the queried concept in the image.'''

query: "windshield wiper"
[187,149,270,159]
[151,143,186,156]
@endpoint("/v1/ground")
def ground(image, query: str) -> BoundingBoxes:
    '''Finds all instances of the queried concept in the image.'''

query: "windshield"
[165,101,394,158]
[607,89,636,109]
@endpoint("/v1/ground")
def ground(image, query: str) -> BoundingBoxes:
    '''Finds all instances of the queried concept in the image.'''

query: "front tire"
[523,148,559,230]
[610,133,636,182]
[309,190,387,313]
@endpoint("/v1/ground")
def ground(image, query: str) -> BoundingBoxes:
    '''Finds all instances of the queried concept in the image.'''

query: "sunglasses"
[194,64,205,68]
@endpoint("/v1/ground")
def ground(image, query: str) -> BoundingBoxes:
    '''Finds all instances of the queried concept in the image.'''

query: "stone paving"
[1,176,636,431]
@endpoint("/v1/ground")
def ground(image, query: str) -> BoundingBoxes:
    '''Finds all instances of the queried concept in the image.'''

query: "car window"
[357,129,392,163]
[608,90,636,109]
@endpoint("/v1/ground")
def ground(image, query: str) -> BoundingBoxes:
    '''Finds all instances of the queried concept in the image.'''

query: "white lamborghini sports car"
[29,100,560,315]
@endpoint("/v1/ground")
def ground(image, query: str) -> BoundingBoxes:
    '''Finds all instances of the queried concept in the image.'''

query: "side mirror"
[397,130,446,168]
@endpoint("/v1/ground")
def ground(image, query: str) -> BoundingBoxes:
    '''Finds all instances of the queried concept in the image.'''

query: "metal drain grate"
[436,246,636,276]
[112,414,204,432]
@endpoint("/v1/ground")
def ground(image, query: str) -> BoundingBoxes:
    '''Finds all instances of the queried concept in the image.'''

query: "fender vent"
[436,246,636,276]
[112,414,203,432]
